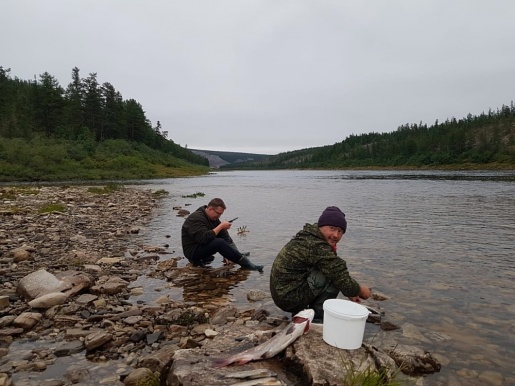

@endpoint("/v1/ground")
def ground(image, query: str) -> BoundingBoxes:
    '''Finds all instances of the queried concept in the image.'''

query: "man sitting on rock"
[181,198,263,271]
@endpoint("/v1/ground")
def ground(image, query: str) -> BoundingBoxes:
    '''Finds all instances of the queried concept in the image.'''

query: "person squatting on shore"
[269,206,371,322]
[181,198,264,271]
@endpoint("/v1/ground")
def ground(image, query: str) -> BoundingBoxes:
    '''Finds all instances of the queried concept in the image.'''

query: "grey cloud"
[2,0,515,154]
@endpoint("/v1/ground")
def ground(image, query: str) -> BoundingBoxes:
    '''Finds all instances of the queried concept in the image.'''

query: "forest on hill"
[2,65,514,180]
[191,149,270,167]
[0,66,208,181]
[223,103,515,170]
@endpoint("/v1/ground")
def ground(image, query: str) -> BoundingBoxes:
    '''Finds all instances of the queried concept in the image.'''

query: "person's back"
[270,223,327,305]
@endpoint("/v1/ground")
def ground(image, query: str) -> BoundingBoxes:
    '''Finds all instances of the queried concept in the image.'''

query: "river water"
[136,169,515,385]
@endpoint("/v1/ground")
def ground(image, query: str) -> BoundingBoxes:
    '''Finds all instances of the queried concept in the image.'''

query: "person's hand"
[223,258,234,265]
[359,285,371,300]
[220,220,232,230]
[214,221,232,235]
[348,285,371,303]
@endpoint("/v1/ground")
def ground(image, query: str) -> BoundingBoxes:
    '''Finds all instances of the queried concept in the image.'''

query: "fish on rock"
[213,309,315,367]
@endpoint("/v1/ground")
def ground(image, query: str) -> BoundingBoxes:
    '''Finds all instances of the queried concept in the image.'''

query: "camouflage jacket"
[181,205,233,259]
[270,223,361,312]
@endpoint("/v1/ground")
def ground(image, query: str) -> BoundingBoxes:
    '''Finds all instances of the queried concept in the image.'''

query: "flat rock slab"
[286,324,375,386]
[168,324,299,386]
[168,323,391,386]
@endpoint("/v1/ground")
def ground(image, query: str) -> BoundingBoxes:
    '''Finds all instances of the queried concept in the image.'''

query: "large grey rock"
[16,269,92,301]
[285,324,379,386]
[383,343,441,375]
[16,270,69,300]
[290,326,441,381]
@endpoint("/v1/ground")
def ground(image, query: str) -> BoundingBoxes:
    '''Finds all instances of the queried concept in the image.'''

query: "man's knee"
[307,269,334,296]
[210,238,229,249]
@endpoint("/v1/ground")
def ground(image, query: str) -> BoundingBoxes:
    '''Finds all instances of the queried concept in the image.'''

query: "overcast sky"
[2,1,515,154]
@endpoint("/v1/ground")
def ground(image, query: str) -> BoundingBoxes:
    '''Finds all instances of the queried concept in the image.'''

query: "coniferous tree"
[0,67,13,137]
[124,98,151,143]
[83,73,103,141]
[64,67,84,139]
[33,72,64,136]
[101,82,125,140]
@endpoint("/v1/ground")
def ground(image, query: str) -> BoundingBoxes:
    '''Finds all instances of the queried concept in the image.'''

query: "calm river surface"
[137,169,515,385]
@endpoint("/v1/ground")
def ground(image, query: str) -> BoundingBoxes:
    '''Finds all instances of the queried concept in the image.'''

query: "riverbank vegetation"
[2,66,514,177]
[0,66,208,181]
[222,102,515,170]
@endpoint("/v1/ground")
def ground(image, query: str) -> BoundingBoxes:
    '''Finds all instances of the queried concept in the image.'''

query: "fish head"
[292,309,315,334]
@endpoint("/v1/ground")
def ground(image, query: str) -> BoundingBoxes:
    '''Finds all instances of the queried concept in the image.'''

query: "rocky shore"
[0,185,442,386]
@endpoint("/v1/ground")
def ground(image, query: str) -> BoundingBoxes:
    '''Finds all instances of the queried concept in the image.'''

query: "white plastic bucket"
[322,299,370,349]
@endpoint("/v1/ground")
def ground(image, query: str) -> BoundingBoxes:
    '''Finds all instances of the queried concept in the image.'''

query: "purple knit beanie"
[317,206,347,233]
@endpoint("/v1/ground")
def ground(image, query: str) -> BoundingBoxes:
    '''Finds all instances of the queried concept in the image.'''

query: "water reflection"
[173,265,250,305]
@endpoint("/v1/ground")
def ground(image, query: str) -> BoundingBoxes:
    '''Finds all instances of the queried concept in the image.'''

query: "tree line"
[0,66,207,167]
[223,103,515,170]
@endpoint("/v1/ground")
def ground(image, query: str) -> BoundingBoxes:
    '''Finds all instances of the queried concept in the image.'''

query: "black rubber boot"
[229,243,250,258]
[310,289,339,323]
[238,255,264,272]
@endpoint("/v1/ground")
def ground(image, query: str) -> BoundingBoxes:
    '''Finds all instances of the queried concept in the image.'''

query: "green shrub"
[39,203,67,214]
[339,351,403,386]
[181,192,205,198]
[152,189,169,197]
[136,369,160,386]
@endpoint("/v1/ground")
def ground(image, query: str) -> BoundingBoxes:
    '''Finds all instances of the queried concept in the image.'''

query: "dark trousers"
[190,238,241,264]
[309,289,339,321]
[291,289,338,321]
[290,269,339,321]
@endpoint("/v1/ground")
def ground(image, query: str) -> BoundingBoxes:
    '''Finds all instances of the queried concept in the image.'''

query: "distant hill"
[220,102,515,170]
[191,149,271,168]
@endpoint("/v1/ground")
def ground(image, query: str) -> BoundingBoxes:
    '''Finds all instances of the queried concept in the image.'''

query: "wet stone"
[130,330,146,343]
[54,340,85,357]
[146,331,163,345]
[0,297,9,310]
[123,316,143,325]
[75,294,98,304]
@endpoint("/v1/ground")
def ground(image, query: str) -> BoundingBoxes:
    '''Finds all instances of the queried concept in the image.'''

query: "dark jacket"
[181,205,233,259]
[270,223,360,312]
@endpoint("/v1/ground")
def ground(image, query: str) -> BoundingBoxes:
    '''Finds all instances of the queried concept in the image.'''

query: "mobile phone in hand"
[228,217,238,223]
